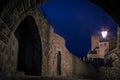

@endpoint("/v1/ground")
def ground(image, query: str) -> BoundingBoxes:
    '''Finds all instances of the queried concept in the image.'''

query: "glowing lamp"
[101,30,108,39]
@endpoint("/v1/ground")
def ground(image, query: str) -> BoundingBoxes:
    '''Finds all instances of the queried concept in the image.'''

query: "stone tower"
[91,36,99,50]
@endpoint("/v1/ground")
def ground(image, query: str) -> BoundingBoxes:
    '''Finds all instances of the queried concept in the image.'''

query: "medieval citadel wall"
[48,27,73,77]
[0,0,51,76]
[104,50,120,79]
[0,0,98,79]
[96,27,120,80]
[48,27,98,79]
[72,56,98,79]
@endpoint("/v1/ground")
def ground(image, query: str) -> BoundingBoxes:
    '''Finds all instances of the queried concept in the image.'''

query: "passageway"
[15,16,42,76]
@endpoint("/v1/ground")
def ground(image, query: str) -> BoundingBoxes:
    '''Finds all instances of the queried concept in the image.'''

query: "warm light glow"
[101,30,108,38]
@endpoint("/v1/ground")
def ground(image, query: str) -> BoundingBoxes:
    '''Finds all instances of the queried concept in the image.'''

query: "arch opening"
[14,16,42,76]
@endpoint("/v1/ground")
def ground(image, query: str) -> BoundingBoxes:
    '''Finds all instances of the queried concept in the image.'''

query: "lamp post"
[101,30,108,39]
[101,30,109,75]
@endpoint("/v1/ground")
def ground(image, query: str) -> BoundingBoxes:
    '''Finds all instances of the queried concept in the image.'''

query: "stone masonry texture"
[0,0,116,80]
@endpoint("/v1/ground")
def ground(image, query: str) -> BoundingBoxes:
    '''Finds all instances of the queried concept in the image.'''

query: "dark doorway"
[15,16,42,76]
[57,51,61,75]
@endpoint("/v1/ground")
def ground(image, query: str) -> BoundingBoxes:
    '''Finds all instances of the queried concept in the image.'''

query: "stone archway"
[14,16,42,76]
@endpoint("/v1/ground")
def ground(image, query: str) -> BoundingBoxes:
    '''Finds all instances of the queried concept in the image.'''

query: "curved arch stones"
[0,0,50,76]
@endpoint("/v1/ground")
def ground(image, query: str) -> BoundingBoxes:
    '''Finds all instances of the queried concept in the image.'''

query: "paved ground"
[4,76,92,80]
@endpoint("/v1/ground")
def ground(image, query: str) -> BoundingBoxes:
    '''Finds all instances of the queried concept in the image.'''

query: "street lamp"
[101,30,108,39]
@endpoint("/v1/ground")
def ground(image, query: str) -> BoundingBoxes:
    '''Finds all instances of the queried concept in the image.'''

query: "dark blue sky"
[39,0,117,57]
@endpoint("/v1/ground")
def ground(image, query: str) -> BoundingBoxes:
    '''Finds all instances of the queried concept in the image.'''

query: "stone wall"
[104,49,120,79]
[101,26,120,80]
[47,27,99,79]
[72,56,98,79]
[0,0,51,76]
[48,27,73,77]
[0,0,98,79]
[2,33,18,75]
[0,0,74,77]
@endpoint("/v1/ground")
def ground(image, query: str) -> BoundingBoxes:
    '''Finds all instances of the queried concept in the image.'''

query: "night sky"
[39,0,117,57]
